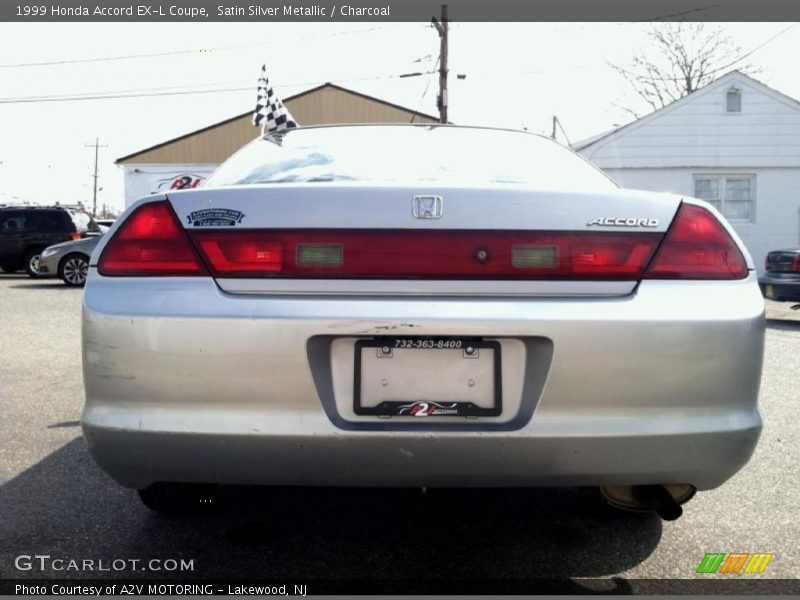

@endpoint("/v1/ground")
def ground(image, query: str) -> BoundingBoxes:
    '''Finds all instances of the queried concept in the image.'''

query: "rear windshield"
[205,126,616,191]
[69,211,91,232]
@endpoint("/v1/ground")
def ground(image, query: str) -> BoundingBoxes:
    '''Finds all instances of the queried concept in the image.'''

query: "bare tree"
[610,23,757,118]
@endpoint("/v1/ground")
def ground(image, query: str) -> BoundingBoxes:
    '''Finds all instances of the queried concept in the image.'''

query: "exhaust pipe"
[599,484,696,520]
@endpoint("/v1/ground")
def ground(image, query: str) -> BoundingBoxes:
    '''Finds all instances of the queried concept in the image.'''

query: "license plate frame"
[353,338,502,417]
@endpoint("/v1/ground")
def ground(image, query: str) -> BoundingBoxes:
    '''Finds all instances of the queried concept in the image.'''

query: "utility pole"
[432,4,448,123]
[85,137,108,218]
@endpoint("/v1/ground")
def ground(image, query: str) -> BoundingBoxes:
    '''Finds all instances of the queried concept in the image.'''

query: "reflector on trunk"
[188,229,661,279]
[296,244,343,267]
[511,246,558,269]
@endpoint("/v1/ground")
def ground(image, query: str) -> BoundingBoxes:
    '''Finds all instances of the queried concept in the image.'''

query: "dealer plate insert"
[353,338,502,417]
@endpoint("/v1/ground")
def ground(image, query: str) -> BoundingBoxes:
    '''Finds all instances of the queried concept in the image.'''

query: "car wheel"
[24,250,45,278]
[0,265,18,273]
[138,483,219,514]
[59,253,89,287]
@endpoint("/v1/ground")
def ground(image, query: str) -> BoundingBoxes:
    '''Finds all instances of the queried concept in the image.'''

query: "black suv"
[0,207,83,277]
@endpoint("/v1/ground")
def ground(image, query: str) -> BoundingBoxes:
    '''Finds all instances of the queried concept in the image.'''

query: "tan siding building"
[116,83,438,206]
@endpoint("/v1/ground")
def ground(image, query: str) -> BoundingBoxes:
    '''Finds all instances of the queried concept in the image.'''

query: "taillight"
[69,231,81,241]
[99,201,748,281]
[792,255,800,273]
[644,203,748,280]
[189,229,661,279]
[98,201,207,276]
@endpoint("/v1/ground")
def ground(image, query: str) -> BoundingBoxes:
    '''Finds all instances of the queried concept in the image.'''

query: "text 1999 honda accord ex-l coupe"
[81,125,764,518]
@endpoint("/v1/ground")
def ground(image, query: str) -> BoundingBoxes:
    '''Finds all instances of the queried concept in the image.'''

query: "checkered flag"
[252,64,297,135]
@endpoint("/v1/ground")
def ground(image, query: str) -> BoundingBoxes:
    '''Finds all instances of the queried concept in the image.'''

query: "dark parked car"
[0,206,83,277]
[759,248,800,301]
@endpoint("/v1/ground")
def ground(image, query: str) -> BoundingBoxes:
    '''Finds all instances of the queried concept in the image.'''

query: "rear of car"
[81,126,763,512]
[759,248,800,301]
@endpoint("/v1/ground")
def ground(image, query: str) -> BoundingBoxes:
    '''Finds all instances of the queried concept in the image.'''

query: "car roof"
[0,205,70,211]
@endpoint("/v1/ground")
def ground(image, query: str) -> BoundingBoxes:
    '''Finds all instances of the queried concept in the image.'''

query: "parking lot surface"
[1,274,798,589]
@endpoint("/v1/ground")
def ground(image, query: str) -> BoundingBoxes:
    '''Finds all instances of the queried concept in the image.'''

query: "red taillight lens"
[195,238,284,274]
[644,203,748,280]
[792,255,800,273]
[189,230,661,279]
[98,201,207,276]
[69,231,81,241]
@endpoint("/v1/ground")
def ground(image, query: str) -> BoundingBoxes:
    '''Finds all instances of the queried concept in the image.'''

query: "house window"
[694,175,755,222]
[726,87,742,113]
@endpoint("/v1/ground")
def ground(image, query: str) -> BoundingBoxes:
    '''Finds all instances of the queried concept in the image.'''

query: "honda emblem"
[412,195,443,219]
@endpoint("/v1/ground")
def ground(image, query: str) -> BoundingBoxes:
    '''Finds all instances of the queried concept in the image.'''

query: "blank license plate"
[353,338,502,417]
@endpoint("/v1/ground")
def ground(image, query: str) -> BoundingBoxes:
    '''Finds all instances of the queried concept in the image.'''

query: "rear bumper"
[759,274,800,302]
[82,423,760,490]
[81,272,765,490]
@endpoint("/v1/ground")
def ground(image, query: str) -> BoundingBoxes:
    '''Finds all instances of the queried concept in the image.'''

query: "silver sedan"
[81,125,764,518]
[39,235,101,286]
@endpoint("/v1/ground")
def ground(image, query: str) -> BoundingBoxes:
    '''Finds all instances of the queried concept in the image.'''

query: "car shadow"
[766,318,800,331]
[9,282,76,290]
[0,437,661,589]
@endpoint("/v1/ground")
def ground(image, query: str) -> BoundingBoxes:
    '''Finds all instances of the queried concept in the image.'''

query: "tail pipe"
[600,484,696,521]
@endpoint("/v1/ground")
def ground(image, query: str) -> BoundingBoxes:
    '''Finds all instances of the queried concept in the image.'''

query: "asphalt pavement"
[1,273,798,592]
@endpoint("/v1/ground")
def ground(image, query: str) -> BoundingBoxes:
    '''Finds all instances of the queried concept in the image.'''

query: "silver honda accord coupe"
[81,125,764,517]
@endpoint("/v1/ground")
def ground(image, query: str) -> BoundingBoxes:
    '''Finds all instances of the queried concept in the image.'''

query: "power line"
[0,63,584,104]
[638,3,720,22]
[708,22,799,75]
[623,22,799,84]
[410,56,440,123]
[0,45,251,68]
[0,25,402,69]
[0,71,440,104]
[0,85,251,104]
[0,64,595,105]
[0,79,250,102]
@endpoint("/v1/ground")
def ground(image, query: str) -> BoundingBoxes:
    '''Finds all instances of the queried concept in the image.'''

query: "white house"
[577,71,800,273]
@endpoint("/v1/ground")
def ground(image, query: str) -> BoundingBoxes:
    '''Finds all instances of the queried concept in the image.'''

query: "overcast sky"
[0,22,798,212]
